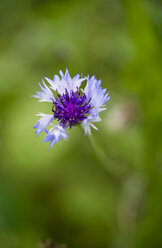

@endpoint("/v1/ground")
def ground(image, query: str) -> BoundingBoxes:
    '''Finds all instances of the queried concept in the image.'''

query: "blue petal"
[44,125,68,149]
[32,79,54,102]
[33,113,54,136]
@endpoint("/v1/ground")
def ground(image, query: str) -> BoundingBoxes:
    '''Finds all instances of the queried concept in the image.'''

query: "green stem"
[80,126,121,187]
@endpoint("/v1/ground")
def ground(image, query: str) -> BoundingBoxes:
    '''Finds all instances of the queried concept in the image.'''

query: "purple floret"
[52,88,91,128]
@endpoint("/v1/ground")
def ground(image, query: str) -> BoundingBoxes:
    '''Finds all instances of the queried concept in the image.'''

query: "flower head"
[32,69,110,149]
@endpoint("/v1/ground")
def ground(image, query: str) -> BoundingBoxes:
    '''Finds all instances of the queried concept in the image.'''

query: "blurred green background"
[0,0,162,247]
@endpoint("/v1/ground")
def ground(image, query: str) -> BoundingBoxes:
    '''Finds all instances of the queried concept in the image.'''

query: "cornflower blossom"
[32,69,110,149]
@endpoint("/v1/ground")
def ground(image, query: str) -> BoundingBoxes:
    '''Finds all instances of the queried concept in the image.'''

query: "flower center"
[52,89,91,128]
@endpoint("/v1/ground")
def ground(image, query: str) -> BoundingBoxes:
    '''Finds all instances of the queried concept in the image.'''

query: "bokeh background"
[0,0,162,247]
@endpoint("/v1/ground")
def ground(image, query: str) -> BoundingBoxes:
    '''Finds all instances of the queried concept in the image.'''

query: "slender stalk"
[80,126,121,187]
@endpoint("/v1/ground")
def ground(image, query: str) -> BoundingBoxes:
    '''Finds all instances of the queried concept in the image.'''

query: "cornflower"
[32,69,110,149]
